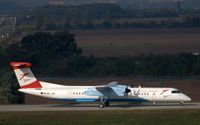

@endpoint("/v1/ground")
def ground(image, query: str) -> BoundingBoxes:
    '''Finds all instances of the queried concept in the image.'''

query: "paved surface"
[0,103,200,111]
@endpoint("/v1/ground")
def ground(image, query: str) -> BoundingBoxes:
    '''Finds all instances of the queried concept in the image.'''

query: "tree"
[0,68,24,104]
[7,31,82,64]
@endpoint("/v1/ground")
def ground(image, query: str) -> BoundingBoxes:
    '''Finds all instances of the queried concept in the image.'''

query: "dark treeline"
[28,4,180,19]
[36,54,200,77]
[2,31,200,77]
[17,3,200,30]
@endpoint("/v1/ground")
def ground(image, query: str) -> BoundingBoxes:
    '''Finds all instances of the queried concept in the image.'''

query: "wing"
[84,81,130,97]
[95,86,119,96]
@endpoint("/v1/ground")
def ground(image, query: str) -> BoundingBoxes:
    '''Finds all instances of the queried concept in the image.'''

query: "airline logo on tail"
[19,73,30,80]
[10,62,42,89]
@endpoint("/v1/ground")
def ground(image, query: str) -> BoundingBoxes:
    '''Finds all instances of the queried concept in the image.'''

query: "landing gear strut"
[105,100,110,107]
[99,97,110,108]
[179,102,184,106]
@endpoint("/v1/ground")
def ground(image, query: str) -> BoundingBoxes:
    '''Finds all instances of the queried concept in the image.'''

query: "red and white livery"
[10,62,191,108]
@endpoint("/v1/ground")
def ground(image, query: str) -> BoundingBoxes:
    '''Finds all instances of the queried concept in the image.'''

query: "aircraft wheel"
[99,103,104,108]
[105,101,110,107]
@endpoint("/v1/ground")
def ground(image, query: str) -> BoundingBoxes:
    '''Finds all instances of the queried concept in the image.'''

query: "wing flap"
[84,81,128,97]
[96,87,119,96]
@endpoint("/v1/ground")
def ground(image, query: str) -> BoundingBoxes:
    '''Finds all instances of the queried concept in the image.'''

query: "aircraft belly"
[109,96,148,102]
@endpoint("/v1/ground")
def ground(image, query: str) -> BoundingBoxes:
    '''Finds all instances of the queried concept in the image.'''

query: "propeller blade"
[124,85,131,100]
[125,88,131,93]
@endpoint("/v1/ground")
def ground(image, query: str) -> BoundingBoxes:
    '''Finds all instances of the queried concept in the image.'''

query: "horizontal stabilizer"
[10,62,32,69]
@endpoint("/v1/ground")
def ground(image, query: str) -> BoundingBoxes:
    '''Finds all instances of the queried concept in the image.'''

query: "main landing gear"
[99,97,110,108]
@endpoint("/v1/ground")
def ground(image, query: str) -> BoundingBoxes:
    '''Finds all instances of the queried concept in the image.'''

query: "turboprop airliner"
[10,62,191,108]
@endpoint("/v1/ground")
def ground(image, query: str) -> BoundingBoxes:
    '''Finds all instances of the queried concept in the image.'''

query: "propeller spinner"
[124,86,131,96]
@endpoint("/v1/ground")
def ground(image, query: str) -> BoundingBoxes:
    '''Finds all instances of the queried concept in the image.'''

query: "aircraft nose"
[186,96,192,101]
[183,95,191,102]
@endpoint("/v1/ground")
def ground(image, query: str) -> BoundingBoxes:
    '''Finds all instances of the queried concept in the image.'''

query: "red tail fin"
[10,62,42,89]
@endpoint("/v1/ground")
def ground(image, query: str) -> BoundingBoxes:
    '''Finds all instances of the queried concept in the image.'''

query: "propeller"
[125,86,131,94]
[133,85,141,97]
[124,85,131,100]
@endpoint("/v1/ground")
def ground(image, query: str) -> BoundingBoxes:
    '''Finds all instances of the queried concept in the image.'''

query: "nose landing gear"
[179,102,184,106]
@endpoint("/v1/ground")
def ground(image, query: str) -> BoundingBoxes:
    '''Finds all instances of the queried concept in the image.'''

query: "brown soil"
[73,28,200,57]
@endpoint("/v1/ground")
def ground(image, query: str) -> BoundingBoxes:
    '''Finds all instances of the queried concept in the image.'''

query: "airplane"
[10,62,191,108]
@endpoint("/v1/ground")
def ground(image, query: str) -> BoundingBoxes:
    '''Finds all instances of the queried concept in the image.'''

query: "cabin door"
[152,93,156,101]
[67,90,74,99]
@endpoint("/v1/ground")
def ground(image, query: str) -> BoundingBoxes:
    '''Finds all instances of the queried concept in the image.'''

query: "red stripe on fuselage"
[160,89,168,95]
[21,81,42,88]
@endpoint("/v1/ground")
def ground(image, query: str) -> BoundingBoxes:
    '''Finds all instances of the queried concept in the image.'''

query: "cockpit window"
[171,90,181,93]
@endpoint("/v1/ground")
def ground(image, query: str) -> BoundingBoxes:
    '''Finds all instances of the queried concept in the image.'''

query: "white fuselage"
[10,62,192,107]
[19,82,191,103]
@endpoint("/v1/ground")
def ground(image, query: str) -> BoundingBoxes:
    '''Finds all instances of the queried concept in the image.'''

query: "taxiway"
[0,103,199,111]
